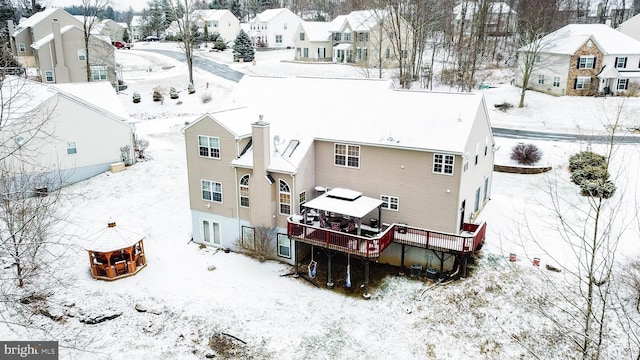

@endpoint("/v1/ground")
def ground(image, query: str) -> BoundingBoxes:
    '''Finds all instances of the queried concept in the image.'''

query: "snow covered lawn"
[2,43,640,359]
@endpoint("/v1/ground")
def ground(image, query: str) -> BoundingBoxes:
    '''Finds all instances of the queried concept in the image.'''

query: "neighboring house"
[165,21,180,38]
[130,15,144,41]
[562,0,633,28]
[93,19,127,42]
[453,1,516,36]
[516,24,640,96]
[192,9,240,43]
[0,76,136,191]
[184,76,493,289]
[246,8,302,48]
[293,10,411,67]
[8,8,116,86]
[618,12,640,41]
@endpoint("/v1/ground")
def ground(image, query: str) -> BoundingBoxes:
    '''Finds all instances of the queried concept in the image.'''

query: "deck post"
[462,255,468,279]
[363,260,371,299]
[399,243,405,275]
[293,240,299,278]
[327,251,334,289]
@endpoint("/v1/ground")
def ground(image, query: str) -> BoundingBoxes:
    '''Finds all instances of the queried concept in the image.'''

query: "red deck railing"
[288,219,486,258]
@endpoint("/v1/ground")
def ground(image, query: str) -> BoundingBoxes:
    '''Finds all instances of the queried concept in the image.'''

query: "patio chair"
[331,222,341,231]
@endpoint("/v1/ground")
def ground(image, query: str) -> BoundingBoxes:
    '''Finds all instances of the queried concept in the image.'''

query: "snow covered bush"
[152,86,163,102]
[135,138,150,160]
[170,87,179,99]
[201,92,212,104]
[510,143,541,165]
[569,151,616,198]
[132,92,141,103]
[188,83,195,94]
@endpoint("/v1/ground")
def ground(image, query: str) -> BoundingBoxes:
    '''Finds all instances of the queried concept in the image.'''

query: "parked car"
[144,36,159,42]
[112,41,131,49]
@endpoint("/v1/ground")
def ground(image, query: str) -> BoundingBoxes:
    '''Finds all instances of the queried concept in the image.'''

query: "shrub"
[510,143,542,165]
[214,39,227,51]
[135,138,150,160]
[188,83,195,94]
[152,86,163,102]
[201,92,212,104]
[569,150,615,198]
[132,91,141,103]
[165,34,175,41]
[569,151,606,172]
[170,87,179,99]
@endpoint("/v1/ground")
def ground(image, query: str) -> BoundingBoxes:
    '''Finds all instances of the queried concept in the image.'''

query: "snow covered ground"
[2,42,640,359]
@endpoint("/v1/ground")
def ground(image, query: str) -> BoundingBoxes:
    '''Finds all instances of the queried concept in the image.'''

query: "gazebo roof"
[86,222,145,253]
[302,188,383,218]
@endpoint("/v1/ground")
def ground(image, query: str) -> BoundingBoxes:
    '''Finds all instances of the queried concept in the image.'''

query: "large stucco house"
[184,76,493,295]
[246,8,302,48]
[293,10,412,67]
[516,24,640,96]
[0,77,136,191]
[8,8,116,86]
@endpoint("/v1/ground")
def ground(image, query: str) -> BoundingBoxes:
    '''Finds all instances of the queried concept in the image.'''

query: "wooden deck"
[288,220,486,258]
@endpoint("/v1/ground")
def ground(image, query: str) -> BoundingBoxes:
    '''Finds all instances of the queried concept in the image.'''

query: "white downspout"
[48,43,55,81]
[234,165,240,251]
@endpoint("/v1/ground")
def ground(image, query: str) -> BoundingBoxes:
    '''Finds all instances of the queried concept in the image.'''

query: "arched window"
[240,175,250,207]
[279,180,291,215]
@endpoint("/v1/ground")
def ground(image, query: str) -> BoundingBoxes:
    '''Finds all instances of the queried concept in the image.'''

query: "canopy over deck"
[86,222,146,253]
[302,188,382,218]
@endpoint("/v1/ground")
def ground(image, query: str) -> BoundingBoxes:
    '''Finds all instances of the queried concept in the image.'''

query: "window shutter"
[625,80,629,90]
[624,57,627,68]
[577,58,580,69]
[574,78,577,89]
[593,57,597,69]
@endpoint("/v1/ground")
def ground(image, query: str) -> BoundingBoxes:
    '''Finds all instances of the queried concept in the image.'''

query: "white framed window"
[201,219,221,245]
[332,32,341,41]
[380,195,399,211]
[284,23,287,30]
[575,76,591,90]
[279,179,291,215]
[615,56,627,68]
[578,56,595,69]
[475,143,479,165]
[344,32,351,41]
[362,48,368,60]
[66,141,77,155]
[300,32,305,41]
[617,78,628,90]
[198,135,220,158]
[553,76,560,87]
[91,66,107,81]
[474,187,481,212]
[299,191,306,213]
[303,48,308,57]
[44,70,54,82]
[277,233,291,258]
[275,35,282,44]
[77,49,86,61]
[201,179,222,202]
[401,50,408,58]
[239,174,250,207]
[18,43,26,52]
[484,135,489,156]
[535,54,541,62]
[537,74,544,85]
[334,143,360,168]
[385,48,390,58]
[433,153,454,175]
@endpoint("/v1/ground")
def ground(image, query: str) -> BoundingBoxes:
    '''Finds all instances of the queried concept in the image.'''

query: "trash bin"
[410,264,422,277]
[426,268,438,279]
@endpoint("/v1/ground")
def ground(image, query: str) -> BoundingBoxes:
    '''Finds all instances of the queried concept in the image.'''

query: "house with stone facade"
[183,76,493,293]
[516,24,640,96]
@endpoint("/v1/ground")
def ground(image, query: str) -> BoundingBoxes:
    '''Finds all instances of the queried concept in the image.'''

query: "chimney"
[52,19,65,67]
[7,20,16,56]
[249,116,276,227]
[51,18,70,82]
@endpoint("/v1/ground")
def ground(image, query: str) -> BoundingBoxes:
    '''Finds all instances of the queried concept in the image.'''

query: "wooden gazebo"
[87,221,147,281]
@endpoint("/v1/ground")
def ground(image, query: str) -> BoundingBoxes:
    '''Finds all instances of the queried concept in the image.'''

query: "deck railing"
[288,219,486,258]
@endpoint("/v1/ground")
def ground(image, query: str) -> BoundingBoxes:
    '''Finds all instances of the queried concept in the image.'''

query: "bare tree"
[167,0,196,85]
[80,0,113,82]
[510,99,633,359]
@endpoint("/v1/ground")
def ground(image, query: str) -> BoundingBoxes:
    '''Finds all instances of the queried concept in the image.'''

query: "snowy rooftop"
[299,21,331,41]
[303,188,383,218]
[85,222,146,253]
[193,9,232,21]
[522,24,640,55]
[212,76,488,173]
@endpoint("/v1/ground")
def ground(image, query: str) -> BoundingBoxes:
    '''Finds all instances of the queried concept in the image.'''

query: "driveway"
[492,127,640,144]
[136,49,244,83]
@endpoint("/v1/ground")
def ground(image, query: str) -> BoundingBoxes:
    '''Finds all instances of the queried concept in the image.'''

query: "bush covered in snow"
[569,151,616,198]
[510,143,542,165]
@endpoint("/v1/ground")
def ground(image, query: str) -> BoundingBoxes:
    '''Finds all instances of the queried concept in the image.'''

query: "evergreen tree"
[162,0,176,29]
[0,0,16,39]
[147,0,165,37]
[233,29,254,62]
[228,0,241,20]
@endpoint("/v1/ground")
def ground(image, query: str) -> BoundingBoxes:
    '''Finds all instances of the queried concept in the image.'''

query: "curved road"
[136,49,640,144]
[137,49,244,82]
